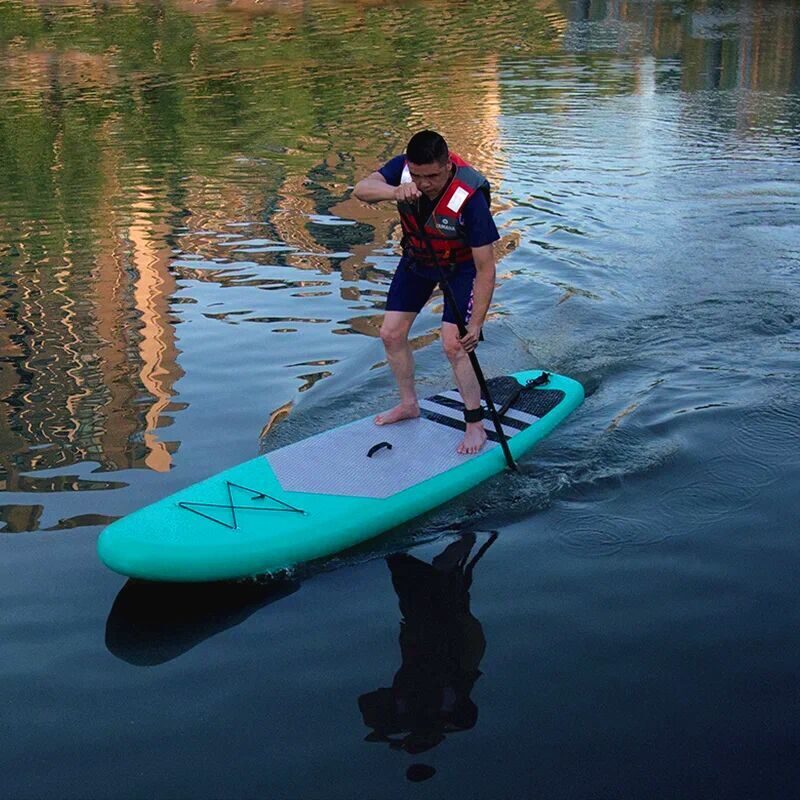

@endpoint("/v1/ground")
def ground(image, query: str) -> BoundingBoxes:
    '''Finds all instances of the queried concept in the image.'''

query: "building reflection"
[0,170,184,481]
[560,0,800,95]
[359,533,496,780]
[0,43,184,483]
[128,195,183,472]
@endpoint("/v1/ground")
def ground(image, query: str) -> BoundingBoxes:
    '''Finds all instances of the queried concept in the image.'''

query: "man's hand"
[459,321,481,353]
[354,172,422,204]
[394,182,421,203]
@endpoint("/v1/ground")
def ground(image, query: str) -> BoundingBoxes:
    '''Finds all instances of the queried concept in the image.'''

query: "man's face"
[407,159,453,199]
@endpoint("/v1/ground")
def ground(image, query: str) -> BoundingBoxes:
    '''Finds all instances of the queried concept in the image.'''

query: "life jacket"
[397,153,491,268]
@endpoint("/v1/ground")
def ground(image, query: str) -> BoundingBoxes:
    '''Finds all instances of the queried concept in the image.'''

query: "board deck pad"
[267,377,564,498]
[98,370,584,582]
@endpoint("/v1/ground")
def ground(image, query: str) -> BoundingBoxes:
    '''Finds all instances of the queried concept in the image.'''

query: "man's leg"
[441,322,487,454]
[375,311,421,425]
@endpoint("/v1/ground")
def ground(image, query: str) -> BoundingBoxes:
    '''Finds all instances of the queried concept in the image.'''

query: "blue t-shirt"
[379,155,500,266]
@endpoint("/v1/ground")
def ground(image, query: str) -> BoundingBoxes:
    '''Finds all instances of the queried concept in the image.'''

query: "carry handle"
[367,441,393,458]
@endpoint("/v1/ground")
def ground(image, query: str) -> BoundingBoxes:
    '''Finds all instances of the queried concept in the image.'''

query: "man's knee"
[380,323,409,351]
[441,332,464,362]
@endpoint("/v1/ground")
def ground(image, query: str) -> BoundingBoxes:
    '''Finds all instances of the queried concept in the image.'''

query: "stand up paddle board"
[98,369,583,581]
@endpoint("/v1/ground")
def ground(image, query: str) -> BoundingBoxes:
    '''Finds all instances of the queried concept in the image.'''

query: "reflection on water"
[105,577,299,666]
[128,200,183,472]
[1,0,797,533]
[0,503,117,532]
[359,533,496,781]
[0,503,42,533]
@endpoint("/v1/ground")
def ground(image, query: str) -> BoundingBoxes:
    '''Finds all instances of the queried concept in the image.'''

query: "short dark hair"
[406,130,449,165]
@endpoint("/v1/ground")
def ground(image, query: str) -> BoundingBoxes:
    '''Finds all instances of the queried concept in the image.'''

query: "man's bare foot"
[374,401,420,426]
[457,422,487,455]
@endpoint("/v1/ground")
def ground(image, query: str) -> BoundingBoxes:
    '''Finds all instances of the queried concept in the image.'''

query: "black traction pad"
[482,376,565,418]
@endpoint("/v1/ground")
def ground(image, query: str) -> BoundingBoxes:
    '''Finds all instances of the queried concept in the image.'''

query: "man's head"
[406,130,452,199]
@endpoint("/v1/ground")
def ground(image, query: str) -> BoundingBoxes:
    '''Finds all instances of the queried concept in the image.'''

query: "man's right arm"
[353,171,421,204]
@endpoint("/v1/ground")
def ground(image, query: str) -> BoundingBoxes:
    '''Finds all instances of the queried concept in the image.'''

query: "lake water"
[1,0,798,797]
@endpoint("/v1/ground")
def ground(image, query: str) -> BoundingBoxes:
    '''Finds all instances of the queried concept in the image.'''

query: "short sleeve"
[378,155,406,187]
[460,190,500,249]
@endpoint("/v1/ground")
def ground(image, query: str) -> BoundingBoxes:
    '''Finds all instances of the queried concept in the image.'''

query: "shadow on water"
[105,577,300,666]
[358,532,497,783]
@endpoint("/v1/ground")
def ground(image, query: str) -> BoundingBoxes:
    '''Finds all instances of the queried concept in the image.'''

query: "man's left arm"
[460,244,495,353]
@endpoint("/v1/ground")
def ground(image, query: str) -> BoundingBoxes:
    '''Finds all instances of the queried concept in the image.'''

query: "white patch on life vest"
[446,186,469,213]
[401,164,412,184]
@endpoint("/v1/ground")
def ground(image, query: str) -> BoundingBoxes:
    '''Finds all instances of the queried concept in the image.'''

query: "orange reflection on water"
[129,190,182,472]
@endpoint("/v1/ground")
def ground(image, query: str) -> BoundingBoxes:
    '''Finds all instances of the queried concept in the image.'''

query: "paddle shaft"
[410,203,517,471]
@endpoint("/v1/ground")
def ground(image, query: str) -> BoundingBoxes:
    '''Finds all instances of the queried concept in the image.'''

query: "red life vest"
[397,153,491,268]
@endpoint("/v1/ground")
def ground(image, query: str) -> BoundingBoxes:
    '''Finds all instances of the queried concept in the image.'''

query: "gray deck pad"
[267,378,559,499]
[267,415,494,498]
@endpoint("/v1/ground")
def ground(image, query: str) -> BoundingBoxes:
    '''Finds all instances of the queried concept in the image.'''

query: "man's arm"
[353,171,421,204]
[459,243,496,353]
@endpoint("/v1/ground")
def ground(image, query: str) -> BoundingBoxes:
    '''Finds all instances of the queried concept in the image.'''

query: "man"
[353,130,499,455]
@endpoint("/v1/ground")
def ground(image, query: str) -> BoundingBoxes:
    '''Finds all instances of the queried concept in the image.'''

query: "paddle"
[410,203,517,471]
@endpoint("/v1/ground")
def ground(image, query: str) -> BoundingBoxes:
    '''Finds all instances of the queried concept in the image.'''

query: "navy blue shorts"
[385,259,477,325]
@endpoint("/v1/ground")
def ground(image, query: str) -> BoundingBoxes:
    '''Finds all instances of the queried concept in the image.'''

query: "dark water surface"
[1,0,798,797]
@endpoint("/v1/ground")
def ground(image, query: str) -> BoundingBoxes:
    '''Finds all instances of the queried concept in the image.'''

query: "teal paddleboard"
[98,369,583,582]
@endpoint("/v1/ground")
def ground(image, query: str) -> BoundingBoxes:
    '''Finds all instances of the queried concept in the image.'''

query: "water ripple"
[657,480,758,526]
[731,396,800,463]
[551,511,655,557]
